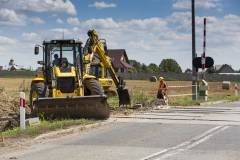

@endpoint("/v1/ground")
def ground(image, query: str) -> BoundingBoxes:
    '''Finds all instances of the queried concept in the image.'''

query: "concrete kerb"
[34,119,116,141]
[200,100,230,106]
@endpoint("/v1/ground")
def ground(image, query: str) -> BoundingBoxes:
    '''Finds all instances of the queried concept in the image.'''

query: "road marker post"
[235,84,238,96]
[20,92,26,129]
[0,133,4,144]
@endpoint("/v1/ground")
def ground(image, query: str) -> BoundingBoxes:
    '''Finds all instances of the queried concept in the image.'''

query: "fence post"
[19,92,26,129]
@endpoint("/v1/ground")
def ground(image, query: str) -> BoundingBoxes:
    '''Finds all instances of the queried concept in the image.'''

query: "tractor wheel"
[29,82,45,113]
[84,79,104,95]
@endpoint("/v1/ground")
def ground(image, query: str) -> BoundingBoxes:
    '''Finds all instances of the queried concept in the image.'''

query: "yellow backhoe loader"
[29,31,130,119]
[83,30,130,105]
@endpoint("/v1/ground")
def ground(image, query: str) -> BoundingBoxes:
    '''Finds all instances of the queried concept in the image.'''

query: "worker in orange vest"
[157,77,167,99]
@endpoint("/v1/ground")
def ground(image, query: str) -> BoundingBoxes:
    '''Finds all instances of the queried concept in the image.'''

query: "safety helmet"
[159,76,164,80]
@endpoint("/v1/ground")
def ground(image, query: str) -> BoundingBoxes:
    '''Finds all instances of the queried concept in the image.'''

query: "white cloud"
[0,9,45,26]
[49,28,72,34]
[78,14,240,69]
[89,1,116,9]
[173,0,222,10]
[121,18,167,30]
[47,28,75,39]
[22,32,39,41]
[67,17,80,26]
[56,18,64,24]
[0,8,26,26]
[167,12,191,31]
[70,17,186,66]
[1,12,240,70]
[0,0,77,15]
[29,17,45,24]
[83,17,167,31]
[84,18,119,29]
[0,36,16,45]
[0,35,16,56]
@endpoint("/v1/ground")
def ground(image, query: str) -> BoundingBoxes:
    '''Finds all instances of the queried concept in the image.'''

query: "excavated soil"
[0,90,30,132]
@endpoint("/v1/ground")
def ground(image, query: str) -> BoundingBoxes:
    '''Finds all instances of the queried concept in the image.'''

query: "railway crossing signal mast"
[201,18,207,79]
[192,13,214,101]
[192,0,198,100]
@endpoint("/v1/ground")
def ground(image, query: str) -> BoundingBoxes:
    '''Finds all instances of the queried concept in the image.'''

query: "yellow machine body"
[30,39,109,119]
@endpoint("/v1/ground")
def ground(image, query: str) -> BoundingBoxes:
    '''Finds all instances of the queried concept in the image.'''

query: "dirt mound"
[0,92,18,117]
[0,91,30,132]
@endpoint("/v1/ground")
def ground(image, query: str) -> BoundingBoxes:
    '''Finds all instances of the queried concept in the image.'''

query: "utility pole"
[192,0,197,100]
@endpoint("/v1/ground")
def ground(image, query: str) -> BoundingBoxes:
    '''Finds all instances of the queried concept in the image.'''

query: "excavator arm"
[85,29,131,106]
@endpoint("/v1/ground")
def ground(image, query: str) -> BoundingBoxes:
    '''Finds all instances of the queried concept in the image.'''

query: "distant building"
[8,59,19,71]
[184,68,192,74]
[214,64,235,73]
[206,64,236,74]
[107,49,132,73]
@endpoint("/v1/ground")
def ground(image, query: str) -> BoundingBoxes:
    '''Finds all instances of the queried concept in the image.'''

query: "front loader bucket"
[117,88,131,106]
[33,95,109,119]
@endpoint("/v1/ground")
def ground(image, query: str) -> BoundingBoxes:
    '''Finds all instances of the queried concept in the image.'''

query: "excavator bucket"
[117,88,131,106]
[32,95,109,119]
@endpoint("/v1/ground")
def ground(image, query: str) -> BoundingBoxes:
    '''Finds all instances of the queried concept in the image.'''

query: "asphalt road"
[1,101,240,160]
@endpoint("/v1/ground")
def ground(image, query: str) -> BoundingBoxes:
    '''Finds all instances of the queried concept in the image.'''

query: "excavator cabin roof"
[43,39,82,45]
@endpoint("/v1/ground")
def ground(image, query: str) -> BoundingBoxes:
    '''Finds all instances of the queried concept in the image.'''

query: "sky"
[0,0,239,70]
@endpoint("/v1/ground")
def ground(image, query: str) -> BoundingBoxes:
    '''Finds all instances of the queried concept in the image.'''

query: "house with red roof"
[107,49,132,73]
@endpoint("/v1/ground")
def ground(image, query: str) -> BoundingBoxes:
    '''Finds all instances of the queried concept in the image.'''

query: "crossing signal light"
[193,57,214,68]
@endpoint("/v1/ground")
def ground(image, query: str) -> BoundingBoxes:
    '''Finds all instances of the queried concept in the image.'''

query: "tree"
[141,63,148,73]
[129,60,142,72]
[147,63,158,73]
[159,59,182,73]
[129,59,151,73]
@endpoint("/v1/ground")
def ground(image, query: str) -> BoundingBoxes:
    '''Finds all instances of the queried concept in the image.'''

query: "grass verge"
[169,96,202,106]
[1,119,95,138]
[208,94,240,102]
[169,94,240,106]
[108,92,240,107]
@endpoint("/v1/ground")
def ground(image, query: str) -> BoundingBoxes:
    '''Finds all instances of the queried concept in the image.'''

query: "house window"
[121,56,124,61]
[120,68,124,73]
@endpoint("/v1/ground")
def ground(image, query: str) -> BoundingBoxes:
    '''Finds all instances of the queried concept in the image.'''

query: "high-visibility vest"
[159,81,167,90]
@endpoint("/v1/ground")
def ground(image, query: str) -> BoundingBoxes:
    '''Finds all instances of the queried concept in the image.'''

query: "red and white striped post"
[201,18,207,79]
[19,92,26,129]
[235,83,238,96]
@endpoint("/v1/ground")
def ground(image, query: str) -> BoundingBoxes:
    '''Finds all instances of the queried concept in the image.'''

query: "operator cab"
[34,39,83,94]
